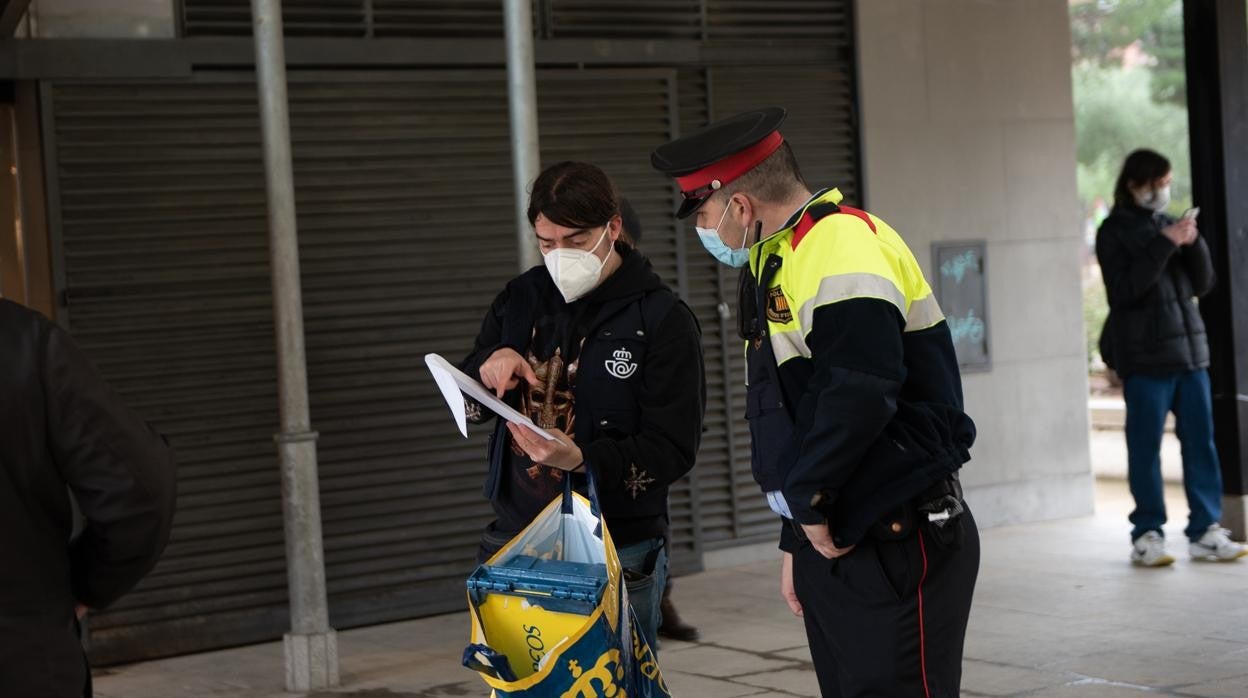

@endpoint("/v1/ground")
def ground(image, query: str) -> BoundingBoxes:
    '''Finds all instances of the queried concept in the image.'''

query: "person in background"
[0,299,177,698]
[618,197,701,644]
[459,162,705,651]
[1096,148,1247,566]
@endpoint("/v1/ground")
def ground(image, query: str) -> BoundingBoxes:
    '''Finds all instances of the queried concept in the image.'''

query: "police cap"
[651,107,787,218]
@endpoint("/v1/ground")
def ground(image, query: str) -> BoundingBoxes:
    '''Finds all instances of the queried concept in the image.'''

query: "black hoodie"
[461,245,705,546]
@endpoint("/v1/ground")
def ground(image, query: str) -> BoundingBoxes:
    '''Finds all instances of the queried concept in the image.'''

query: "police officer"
[652,108,979,696]
[460,162,705,651]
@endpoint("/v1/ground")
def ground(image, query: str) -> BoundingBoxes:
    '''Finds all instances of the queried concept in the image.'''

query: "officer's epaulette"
[791,201,877,249]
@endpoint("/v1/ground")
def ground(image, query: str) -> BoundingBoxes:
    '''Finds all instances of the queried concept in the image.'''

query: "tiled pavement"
[94,478,1248,697]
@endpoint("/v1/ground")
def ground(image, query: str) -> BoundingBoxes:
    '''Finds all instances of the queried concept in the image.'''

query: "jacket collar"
[778,187,842,233]
[750,188,844,274]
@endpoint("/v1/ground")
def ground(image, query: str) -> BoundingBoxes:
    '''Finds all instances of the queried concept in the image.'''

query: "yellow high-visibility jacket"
[742,188,975,549]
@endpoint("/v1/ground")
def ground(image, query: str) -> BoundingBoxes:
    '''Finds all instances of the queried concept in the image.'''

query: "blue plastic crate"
[467,555,608,616]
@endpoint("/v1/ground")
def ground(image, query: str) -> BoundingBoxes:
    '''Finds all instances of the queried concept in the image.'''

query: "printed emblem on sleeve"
[624,463,655,499]
[767,286,794,324]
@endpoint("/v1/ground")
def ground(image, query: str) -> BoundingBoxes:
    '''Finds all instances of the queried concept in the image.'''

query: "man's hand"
[75,604,88,620]
[1162,219,1197,247]
[801,522,855,560]
[781,552,802,617]
[479,348,539,398]
[507,423,584,471]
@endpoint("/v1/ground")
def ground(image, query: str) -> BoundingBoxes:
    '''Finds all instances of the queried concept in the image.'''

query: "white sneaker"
[1131,531,1175,567]
[1189,525,1248,562]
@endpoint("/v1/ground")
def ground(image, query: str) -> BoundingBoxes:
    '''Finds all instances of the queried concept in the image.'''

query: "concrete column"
[1185,0,1248,541]
[503,0,541,271]
[249,0,339,689]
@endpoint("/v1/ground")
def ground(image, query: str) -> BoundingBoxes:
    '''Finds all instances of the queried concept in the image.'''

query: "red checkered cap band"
[674,131,785,199]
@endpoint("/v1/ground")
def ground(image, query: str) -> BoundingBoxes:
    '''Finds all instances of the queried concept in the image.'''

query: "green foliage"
[1072,62,1191,215]
[1084,277,1109,366]
[1071,0,1192,369]
[1070,0,1186,106]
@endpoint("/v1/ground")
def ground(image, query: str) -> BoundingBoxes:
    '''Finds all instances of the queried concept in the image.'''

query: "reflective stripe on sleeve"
[905,293,945,332]
[796,272,906,333]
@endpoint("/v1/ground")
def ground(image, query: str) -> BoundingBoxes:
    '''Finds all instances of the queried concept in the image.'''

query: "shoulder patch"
[833,206,878,234]
[790,201,845,249]
[790,211,817,250]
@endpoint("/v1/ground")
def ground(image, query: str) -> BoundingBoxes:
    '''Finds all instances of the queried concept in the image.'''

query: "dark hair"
[716,141,808,205]
[618,198,642,247]
[527,161,619,231]
[1113,149,1171,208]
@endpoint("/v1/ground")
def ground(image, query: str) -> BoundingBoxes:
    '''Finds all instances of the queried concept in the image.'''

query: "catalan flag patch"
[767,286,794,324]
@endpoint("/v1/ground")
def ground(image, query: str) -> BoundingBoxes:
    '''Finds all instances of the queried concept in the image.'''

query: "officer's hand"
[781,552,802,617]
[507,424,584,471]
[480,348,540,398]
[802,522,855,560]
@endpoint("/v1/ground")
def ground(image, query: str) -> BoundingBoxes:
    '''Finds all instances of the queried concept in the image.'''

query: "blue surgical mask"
[696,205,751,268]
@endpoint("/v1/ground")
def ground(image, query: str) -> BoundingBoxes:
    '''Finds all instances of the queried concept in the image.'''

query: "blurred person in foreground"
[1,299,177,697]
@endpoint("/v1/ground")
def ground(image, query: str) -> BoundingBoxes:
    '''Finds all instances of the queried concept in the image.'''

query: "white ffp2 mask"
[544,227,612,303]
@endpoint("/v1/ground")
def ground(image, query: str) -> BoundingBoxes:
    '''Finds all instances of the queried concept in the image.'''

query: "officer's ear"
[729,193,754,229]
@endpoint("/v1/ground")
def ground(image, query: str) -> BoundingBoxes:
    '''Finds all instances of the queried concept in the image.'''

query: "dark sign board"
[932,241,990,371]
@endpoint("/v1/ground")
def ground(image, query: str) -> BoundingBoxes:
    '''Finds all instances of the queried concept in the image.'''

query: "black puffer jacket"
[1096,204,1216,378]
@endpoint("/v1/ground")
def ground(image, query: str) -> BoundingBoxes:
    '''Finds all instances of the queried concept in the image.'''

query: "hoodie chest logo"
[604,347,638,380]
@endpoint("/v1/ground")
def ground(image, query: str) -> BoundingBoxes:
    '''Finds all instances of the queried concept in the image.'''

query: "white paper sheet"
[424,353,565,444]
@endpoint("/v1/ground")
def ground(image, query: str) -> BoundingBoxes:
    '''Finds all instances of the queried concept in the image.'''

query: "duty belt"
[917,474,965,529]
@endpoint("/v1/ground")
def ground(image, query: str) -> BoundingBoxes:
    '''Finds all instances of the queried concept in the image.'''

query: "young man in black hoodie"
[460,162,705,650]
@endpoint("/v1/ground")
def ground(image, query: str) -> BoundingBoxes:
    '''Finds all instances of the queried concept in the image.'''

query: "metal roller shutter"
[700,64,863,544]
[705,0,853,39]
[47,0,860,665]
[182,0,368,37]
[180,0,508,38]
[45,78,287,663]
[177,0,854,40]
[533,68,700,575]
[547,1,702,39]
[674,67,755,548]
[45,66,697,662]
[46,70,520,660]
[712,66,861,206]
[286,70,515,630]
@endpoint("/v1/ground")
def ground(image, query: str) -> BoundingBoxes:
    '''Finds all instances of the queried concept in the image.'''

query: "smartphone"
[1182,207,1201,221]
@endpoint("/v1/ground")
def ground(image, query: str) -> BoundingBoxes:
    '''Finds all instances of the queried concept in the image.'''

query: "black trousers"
[793,508,980,697]
[0,613,91,698]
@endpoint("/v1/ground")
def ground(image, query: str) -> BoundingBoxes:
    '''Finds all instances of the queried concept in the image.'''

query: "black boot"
[658,591,699,642]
